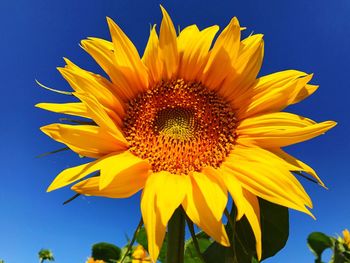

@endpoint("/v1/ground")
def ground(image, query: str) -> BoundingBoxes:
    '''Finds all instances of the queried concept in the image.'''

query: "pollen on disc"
[123,79,237,175]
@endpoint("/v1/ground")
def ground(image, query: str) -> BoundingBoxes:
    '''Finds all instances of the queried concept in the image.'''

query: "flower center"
[155,107,195,140]
[123,79,237,175]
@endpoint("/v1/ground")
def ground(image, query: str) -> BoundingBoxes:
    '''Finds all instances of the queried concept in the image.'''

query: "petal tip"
[47,183,57,193]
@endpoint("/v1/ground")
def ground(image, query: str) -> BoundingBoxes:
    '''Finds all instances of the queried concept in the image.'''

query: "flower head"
[86,258,104,263]
[342,229,350,249]
[132,245,150,263]
[37,6,336,261]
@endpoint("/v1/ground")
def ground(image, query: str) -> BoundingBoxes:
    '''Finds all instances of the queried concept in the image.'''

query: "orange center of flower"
[123,79,237,174]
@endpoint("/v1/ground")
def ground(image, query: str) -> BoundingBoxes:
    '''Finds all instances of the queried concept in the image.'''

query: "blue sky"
[0,0,349,262]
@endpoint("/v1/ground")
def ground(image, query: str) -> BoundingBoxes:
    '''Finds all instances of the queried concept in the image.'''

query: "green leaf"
[307,232,333,261]
[184,232,212,263]
[92,242,122,262]
[259,199,289,259]
[202,242,234,263]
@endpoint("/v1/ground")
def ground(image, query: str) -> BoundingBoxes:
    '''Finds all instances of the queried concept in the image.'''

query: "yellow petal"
[73,93,127,141]
[106,17,149,92]
[40,124,127,159]
[271,148,325,187]
[207,17,240,63]
[48,160,99,192]
[81,38,140,101]
[182,173,229,246]
[215,167,263,260]
[177,25,219,81]
[292,84,318,104]
[200,47,233,90]
[238,112,316,129]
[82,33,138,102]
[141,172,189,261]
[242,190,262,260]
[98,151,150,190]
[224,146,314,217]
[47,152,116,191]
[194,167,228,221]
[72,168,149,198]
[237,112,337,148]
[48,151,148,193]
[159,6,179,79]
[86,37,114,51]
[220,34,264,99]
[80,37,115,75]
[231,146,312,207]
[58,59,125,117]
[218,166,246,220]
[142,25,163,85]
[177,25,200,53]
[201,18,241,90]
[35,102,90,119]
[80,38,123,89]
[233,70,307,111]
[236,72,316,118]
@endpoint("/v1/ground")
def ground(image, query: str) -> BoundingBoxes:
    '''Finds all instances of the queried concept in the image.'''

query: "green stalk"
[166,206,185,263]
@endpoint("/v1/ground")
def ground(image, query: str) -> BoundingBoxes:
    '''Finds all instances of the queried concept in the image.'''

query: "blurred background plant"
[307,229,350,263]
[38,249,54,263]
[30,228,350,262]
[86,242,121,263]
[85,241,149,263]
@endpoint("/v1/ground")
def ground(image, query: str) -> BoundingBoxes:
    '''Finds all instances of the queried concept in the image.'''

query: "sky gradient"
[0,0,349,262]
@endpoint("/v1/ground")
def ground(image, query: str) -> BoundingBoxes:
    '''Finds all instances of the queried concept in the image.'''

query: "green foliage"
[203,199,289,263]
[259,199,289,259]
[92,242,121,262]
[118,245,133,263]
[308,232,334,262]
[307,232,350,263]
[184,232,212,263]
[38,249,54,263]
[333,239,350,263]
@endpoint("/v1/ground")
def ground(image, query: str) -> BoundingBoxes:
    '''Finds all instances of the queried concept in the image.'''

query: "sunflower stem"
[167,206,185,263]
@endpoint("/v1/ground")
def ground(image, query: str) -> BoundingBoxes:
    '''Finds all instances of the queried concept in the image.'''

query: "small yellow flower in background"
[86,257,104,263]
[37,6,336,262]
[342,229,350,249]
[132,245,150,263]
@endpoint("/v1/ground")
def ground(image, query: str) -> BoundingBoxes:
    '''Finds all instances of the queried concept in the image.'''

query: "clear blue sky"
[0,0,349,262]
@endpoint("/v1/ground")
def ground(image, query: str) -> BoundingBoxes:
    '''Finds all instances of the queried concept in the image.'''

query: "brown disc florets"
[123,79,237,175]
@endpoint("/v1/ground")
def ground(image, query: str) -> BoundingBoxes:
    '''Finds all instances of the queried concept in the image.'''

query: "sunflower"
[37,6,336,261]
[132,245,151,263]
[342,229,350,249]
[86,258,104,263]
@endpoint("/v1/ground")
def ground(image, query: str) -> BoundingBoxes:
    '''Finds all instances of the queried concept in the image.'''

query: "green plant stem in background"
[167,206,185,263]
